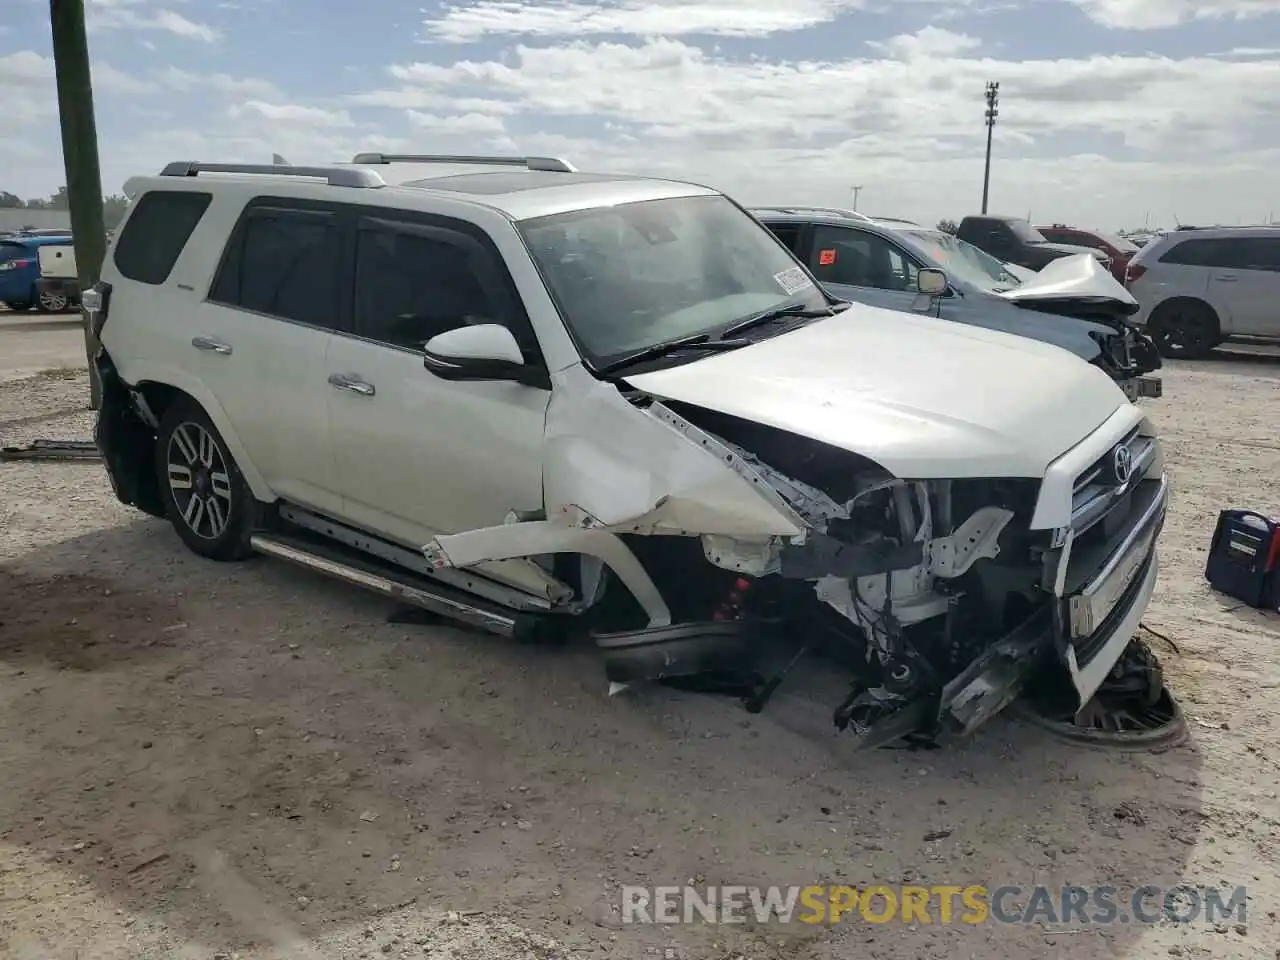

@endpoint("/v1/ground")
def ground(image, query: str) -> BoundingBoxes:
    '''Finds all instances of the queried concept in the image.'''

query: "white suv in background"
[1125,226,1280,358]
[85,154,1168,749]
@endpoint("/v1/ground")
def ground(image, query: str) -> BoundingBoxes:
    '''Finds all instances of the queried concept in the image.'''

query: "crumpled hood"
[997,254,1139,316]
[624,306,1127,480]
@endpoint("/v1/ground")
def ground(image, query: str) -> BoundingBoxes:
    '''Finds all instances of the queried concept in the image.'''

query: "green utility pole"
[49,0,105,409]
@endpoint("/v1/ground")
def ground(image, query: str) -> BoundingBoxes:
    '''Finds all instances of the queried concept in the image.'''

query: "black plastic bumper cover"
[93,351,165,518]
[593,621,756,684]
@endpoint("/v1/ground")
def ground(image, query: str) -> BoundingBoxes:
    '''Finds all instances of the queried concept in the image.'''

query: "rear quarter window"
[113,190,213,285]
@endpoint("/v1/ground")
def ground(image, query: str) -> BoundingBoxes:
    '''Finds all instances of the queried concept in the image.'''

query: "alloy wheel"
[166,421,233,540]
[38,291,69,312]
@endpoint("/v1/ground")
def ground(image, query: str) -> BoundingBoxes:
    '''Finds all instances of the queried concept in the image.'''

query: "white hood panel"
[625,306,1127,480]
[998,253,1137,307]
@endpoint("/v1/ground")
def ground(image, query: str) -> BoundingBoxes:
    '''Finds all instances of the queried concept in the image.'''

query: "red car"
[1035,224,1138,283]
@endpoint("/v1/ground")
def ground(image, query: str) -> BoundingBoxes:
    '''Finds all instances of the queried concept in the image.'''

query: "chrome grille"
[1070,425,1156,536]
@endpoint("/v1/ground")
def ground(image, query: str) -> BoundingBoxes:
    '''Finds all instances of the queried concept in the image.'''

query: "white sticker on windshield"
[773,265,814,297]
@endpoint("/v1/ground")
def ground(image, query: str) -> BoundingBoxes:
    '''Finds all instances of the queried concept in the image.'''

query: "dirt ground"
[1,354,1278,960]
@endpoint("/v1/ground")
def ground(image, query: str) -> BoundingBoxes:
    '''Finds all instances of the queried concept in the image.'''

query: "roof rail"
[750,205,875,224]
[350,153,577,173]
[159,161,385,188]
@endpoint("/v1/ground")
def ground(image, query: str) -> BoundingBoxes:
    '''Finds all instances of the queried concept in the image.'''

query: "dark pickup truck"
[957,215,1109,272]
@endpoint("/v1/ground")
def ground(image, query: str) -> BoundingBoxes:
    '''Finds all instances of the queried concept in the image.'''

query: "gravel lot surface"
[1,354,1278,960]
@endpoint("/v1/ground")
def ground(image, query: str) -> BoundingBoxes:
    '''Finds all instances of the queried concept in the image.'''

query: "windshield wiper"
[721,301,845,339]
[596,332,751,375]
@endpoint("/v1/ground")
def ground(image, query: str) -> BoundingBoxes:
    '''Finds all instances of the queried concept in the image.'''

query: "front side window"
[810,226,919,291]
[1159,238,1233,268]
[353,224,504,351]
[1232,237,1280,273]
[517,195,826,363]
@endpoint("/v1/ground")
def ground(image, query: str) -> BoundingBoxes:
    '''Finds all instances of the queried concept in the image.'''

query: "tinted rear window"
[0,241,31,262]
[113,190,213,285]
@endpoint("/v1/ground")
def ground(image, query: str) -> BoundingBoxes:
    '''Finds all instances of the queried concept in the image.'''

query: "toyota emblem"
[1111,443,1133,484]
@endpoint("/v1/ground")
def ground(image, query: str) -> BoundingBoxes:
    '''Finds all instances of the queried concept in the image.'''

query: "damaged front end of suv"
[425,357,1168,749]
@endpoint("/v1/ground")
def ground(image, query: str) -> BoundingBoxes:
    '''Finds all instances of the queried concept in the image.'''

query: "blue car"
[753,209,1162,401]
[0,233,76,312]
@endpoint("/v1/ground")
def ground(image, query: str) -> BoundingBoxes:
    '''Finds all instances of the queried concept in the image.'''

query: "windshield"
[1008,219,1047,243]
[902,231,1023,292]
[518,195,828,365]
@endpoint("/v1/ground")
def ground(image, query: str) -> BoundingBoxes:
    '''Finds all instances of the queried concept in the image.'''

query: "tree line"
[0,187,130,229]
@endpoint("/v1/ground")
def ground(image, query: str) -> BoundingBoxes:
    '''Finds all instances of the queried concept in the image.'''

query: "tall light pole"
[980,81,999,215]
[850,185,863,211]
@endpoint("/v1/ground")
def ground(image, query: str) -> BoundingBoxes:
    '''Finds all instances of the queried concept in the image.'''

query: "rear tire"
[1149,299,1220,359]
[155,398,257,561]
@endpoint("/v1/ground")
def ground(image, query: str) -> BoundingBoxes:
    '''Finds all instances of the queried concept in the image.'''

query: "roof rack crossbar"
[159,161,385,188]
[351,152,577,173]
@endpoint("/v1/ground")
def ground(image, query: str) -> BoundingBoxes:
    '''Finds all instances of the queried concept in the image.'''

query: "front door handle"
[1214,275,1238,282]
[328,373,376,397]
[191,335,232,355]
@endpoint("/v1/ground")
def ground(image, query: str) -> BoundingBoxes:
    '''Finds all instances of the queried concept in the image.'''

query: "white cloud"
[87,0,220,41]
[365,36,1280,153]
[421,0,862,41]
[337,34,1280,226]
[228,101,355,128]
[866,26,983,58]
[1066,0,1278,28]
[4,11,1280,231]
[406,110,508,134]
[155,66,283,100]
[419,0,979,41]
[0,50,153,118]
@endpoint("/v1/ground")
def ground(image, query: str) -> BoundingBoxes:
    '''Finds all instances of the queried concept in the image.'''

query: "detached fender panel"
[542,365,807,538]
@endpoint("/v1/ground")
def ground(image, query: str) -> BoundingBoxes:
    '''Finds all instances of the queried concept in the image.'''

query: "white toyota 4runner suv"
[88,154,1169,747]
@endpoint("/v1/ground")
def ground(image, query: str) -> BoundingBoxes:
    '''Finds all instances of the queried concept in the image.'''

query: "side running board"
[249,532,522,638]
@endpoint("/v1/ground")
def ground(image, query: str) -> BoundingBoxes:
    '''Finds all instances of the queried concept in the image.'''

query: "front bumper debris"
[1122,376,1162,402]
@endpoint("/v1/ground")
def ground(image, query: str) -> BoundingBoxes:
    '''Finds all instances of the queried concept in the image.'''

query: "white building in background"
[0,210,73,234]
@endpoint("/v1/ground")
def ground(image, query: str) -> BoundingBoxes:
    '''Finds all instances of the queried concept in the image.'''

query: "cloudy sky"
[1,0,1278,229]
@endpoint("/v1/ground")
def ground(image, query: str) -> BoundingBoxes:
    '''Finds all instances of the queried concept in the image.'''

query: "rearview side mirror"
[911,268,948,314]
[422,324,547,388]
[917,268,948,297]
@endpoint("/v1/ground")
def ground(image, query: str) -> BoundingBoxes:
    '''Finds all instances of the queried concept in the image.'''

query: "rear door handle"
[191,335,232,355]
[328,373,376,397]
[1215,275,1238,282]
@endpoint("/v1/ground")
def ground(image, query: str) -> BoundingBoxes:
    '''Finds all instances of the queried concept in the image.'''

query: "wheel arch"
[1148,295,1224,336]
[123,364,273,502]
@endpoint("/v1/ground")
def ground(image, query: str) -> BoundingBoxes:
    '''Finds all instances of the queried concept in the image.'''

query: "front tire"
[1149,299,1220,360]
[155,398,256,561]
